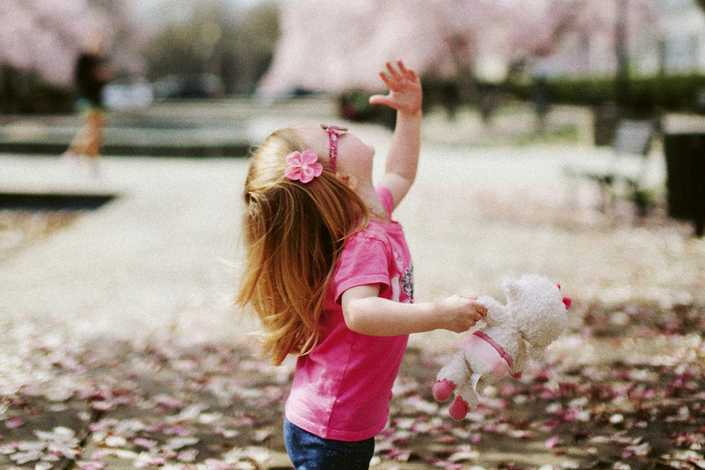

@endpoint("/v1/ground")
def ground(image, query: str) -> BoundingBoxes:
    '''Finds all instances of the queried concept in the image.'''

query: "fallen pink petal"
[5,418,24,430]
[545,436,560,449]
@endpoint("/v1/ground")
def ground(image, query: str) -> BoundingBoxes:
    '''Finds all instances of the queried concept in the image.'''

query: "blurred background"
[1,0,704,121]
[3,4,705,469]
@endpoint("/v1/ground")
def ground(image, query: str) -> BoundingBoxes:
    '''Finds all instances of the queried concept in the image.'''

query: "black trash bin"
[664,133,705,236]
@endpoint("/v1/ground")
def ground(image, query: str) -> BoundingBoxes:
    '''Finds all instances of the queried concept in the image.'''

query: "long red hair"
[235,127,368,365]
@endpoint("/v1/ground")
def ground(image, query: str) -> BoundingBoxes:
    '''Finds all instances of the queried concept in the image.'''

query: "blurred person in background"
[61,32,112,175]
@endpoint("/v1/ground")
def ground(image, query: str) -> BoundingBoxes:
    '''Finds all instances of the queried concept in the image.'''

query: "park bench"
[565,119,657,216]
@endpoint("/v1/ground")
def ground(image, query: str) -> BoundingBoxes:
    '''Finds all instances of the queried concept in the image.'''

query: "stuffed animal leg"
[432,351,482,420]
[433,335,513,420]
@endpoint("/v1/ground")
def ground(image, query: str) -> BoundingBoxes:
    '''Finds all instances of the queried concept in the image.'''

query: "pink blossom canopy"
[258,0,661,98]
[0,0,147,86]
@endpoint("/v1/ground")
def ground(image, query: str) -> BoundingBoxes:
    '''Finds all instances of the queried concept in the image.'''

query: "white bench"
[566,119,657,215]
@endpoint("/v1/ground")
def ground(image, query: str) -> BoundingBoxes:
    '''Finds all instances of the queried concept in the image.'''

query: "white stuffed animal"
[433,274,571,420]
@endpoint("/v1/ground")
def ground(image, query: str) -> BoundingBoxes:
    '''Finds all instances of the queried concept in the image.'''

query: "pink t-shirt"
[285,187,414,441]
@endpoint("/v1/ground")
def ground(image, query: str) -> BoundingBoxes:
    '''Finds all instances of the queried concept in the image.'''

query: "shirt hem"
[285,408,386,442]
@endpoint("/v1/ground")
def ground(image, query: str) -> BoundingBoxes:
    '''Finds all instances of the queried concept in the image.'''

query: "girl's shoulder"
[348,222,386,246]
[376,186,394,219]
[343,221,395,259]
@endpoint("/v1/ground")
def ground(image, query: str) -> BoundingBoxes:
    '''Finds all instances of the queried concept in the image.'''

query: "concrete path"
[0,156,251,347]
[1,106,702,355]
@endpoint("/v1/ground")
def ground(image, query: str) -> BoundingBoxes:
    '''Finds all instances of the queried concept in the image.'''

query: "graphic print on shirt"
[391,252,414,303]
[401,262,414,302]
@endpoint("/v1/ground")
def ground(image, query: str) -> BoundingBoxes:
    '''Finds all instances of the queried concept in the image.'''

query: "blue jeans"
[283,418,375,470]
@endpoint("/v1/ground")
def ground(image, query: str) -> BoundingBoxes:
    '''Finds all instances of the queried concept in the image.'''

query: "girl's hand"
[436,295,487,333]
[369,60,422,115]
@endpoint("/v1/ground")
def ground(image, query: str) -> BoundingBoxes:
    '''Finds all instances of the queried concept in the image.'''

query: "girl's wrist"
[426,300,445,331]
[398,109,422,119]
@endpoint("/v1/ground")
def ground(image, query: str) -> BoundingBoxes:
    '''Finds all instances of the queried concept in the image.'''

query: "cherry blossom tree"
[527,0,660,69]
[258,0,507,97]
[0,0,147,86]
[257,0,661,100]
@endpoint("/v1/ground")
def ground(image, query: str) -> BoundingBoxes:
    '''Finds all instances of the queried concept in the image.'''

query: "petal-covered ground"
[0,301,703,470]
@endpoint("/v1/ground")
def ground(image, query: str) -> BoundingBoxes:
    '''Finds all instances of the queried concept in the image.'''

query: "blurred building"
[659,0,705,72]
[535,0,705,77]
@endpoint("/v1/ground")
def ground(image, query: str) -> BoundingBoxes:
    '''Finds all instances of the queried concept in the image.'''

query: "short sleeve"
[376,186,394,219]
[331,232,391,305]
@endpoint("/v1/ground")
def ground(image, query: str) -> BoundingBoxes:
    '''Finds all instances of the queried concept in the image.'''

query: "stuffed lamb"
[433,274,571,420]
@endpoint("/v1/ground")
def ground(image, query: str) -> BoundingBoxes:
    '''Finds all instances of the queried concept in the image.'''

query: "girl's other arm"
[369,61,423,209]
[341,284,487,336]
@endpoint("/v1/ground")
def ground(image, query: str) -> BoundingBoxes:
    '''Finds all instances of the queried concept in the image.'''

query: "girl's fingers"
[378,71,394,89]
[396,60,410,77]
[384,61,419,86]
[386,61,403,80]
[376,61,419,101]
[395,60,418,82]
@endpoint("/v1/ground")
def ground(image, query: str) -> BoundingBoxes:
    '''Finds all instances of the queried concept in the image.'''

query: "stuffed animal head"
[502,274,571,350]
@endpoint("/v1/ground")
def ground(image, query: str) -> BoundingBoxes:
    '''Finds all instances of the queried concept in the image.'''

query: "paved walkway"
[0,156,251,347]
[1,105,701,351]
[1,103,704,469]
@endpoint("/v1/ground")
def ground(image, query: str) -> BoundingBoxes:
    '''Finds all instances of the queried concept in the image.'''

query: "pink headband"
[321,124,347,173]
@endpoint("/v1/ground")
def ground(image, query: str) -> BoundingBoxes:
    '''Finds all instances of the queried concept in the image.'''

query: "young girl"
[236,60,487,470]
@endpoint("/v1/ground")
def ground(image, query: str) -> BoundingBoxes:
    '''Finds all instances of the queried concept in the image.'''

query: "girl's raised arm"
[369,60,423,210]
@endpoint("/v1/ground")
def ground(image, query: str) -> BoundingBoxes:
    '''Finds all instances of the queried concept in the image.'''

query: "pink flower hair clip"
[284,150,323,183]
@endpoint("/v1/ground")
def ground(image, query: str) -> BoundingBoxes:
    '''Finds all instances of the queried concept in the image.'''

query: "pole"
[615,0,630,108]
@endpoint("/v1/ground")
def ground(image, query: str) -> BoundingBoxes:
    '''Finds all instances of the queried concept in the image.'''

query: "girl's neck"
[357,183,389,223]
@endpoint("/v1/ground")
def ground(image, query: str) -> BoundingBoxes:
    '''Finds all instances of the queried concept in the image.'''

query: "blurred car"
[103,78,154,110]
[153,74,224,100]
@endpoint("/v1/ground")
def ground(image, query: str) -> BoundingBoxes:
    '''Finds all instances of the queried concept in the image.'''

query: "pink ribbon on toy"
[456,331,522,381]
